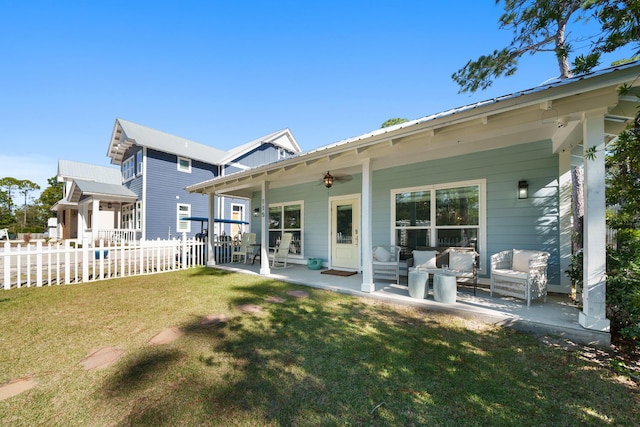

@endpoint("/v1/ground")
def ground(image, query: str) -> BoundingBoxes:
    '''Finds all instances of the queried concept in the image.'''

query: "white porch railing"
[1,236,207,290]
[96,229,139,243]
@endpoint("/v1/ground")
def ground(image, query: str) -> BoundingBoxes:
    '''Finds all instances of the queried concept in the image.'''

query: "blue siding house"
[54,119,301,242]
[186,61,640,339]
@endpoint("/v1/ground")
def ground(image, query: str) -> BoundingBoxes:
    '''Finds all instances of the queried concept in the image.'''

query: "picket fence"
[1,237,208,290]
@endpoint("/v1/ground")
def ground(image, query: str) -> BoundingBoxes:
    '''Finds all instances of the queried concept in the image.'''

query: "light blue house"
[54,119,301,242]
[187,61,640,336]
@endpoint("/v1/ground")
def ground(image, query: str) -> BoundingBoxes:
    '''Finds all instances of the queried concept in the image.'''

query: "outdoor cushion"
[492,268,528,280]
[412,250,437,269]
[373,246,392,262]
[512,249,541,272]
[449,251,474,272]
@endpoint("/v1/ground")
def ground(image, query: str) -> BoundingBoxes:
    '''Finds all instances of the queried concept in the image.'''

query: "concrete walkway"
[213,262,610,346]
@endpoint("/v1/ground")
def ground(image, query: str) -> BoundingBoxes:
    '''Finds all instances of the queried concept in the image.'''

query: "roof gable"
[220,128,301,164]
[107,119,227,165]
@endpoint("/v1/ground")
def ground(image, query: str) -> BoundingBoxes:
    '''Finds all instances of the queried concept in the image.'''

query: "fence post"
[181,233,188,269]
[65,240,71,284]
[36,241,43,287]
[3,241,10,289]
[82,239,89,283]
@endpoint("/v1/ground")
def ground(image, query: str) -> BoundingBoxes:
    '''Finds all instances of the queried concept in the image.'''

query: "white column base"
[579,311,610,331]
[361,281,375,293]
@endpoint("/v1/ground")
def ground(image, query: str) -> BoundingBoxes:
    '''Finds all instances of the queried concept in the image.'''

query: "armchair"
[373,245,401,283]
[232,232,256,263]
[271,232,293,268]
[490,249,550,306]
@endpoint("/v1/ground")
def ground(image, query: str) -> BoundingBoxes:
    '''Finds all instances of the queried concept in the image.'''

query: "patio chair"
[271,232,293,268]
[232,232,256,263]
[490,249,550,306]
[372,245,401,283]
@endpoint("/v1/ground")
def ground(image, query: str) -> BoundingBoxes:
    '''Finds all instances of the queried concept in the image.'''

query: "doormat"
[321,269,357,277]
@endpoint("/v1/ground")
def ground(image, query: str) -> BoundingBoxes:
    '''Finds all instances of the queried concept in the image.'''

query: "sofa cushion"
[450,251,474,272]
[412,250,437,269]
[373,246,392,262]
[492,268,528,280]
[512,249,541,272]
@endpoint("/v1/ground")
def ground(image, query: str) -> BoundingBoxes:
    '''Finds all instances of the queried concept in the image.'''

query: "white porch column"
[206,193,217,267]
[579,112,610,331]
[260,181,271,275]
[76,205,85,243]
[554,148,572,293]
[361,158,374,292]
[92,199,100,243]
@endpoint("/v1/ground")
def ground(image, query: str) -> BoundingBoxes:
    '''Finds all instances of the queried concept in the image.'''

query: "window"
[122,203,140,230]
[136,201,142,230]
[177,157,191,173]
[392,180,485,265]
[177,204,191,232]
[136,151,143,175]
[277,148,287,160]
[122,155,135,181]
[268,201,303,256]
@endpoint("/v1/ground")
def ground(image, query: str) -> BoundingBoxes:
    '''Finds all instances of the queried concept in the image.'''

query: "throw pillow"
[412,250,437,269]
[449,251,474,271]
[373,246,391,262]
[512,249,538,272]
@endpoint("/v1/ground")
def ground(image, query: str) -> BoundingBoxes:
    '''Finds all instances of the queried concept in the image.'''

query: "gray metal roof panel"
[58,160,121,185]
[73,179,137,198]
[117,119,227,163]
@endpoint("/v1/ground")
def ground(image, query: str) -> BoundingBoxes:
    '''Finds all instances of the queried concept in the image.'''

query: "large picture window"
[268,202,303,257]
[392,180,485,268]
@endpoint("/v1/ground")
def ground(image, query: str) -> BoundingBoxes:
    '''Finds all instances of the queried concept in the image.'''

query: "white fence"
[1,237,207,290]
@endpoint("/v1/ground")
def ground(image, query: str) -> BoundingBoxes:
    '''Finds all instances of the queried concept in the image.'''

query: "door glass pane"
[395,191,430,226]
[436,186,479,226]
[336,204,353,244]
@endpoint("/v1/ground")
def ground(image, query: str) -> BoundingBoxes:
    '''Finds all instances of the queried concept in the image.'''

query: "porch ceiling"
[187,67,640,199]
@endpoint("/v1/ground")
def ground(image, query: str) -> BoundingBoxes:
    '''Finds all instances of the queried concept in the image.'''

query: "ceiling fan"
[322,171,352,188]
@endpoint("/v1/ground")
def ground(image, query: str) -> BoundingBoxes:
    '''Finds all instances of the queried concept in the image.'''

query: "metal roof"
[107,118,228,165]
[68,179,137,203]
[57,159,121,185]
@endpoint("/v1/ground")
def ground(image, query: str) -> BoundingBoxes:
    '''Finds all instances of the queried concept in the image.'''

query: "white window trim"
[268,200,304,258]
[177,203,191,233]
[391,179,486,273]
[122,155,135,182]
[136,151,143,176]
[177,156,192,173]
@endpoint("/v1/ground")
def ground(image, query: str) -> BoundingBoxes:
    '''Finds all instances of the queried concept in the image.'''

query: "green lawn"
[0,268,638,426]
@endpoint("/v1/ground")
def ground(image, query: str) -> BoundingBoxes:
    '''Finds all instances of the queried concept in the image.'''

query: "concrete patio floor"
[212,261,610,347]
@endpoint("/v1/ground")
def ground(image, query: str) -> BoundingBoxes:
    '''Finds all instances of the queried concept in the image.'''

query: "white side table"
[433,271,457,303]
[408,268,429,299]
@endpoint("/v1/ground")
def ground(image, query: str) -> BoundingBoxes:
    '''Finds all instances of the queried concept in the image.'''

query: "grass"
[0,267,638,426]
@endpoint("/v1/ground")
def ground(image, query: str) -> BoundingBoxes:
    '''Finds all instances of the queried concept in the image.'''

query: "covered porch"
[212,260,604,346]
[188,62,640,345]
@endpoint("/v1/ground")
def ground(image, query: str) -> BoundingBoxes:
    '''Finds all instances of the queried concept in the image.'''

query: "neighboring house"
[53,119,301,242]
[53,159,138,241]
[187,61,640,337]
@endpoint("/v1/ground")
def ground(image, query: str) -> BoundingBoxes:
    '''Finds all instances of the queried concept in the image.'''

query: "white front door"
[330,196,360,270]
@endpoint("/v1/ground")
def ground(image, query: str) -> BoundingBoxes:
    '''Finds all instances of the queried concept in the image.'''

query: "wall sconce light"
[107,202,112,209]
[518,180,529,199]
[99,204,103,211]
[253,208,261,217]
[323,171,334,188]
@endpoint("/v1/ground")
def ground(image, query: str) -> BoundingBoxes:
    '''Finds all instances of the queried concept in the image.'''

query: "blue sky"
[1,1,634,198]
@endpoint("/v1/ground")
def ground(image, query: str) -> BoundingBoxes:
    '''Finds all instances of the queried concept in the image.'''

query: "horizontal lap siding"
[251,139,560,283]
[146,149,216,240]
